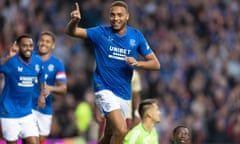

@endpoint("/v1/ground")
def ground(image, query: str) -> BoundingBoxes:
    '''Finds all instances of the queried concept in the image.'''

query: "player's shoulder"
[50,55,64,64]
[131,123,143,132]
[88,25,109,31]
[99,25,111,29]
[8,54,18,61]
[31,54,44,64]
[127,26,142,34]
[2,54,17,66]
[32,53,42,60]
[98,25,112,33]
[127,125,143,140]
[87,25,109,38]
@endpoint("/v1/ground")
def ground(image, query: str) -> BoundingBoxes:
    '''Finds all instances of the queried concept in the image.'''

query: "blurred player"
[124,99,160,144]
[65,1,160,143]
[31,31,67,144]
[172,125,191,144]
[126,70,142,128]
[0,41,19,142]
[0,34,46,144]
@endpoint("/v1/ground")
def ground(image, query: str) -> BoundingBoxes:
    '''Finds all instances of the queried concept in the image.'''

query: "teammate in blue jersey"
[32,31,67,144]
[0,34,46,144]
[65,1,160,144]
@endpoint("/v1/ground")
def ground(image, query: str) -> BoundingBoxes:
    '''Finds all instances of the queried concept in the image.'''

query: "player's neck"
[40,53,51,61]
[112,26,127,35]
[142,119,154,132]
[19,55,31,63]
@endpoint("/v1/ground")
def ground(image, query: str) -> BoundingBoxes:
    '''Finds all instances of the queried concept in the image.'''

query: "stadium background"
[1,0,240,143]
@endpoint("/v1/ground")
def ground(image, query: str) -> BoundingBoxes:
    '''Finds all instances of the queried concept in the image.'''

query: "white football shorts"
[32,110,52,136]
[0,114,39,141]
[95,89,131,119]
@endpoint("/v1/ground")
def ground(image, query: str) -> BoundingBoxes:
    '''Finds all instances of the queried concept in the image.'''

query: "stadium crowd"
[1,0,240,143]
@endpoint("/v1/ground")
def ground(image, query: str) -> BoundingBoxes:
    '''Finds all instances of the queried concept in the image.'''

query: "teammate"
[0,41,19,142]
[124,99,160,144]
[0,34,46,144]
[65,1,160,143]
[172,125,191,144]
[31,31,67,144]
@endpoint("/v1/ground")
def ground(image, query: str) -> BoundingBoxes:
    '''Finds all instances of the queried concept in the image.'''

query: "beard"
[19,50,32,62]
[111,22,126,33]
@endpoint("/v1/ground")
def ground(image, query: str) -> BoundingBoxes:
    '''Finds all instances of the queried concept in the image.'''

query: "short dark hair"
[173,125,190,136]
[111,1,128,12]
[16,34,33,45]
[40,31,56,42]
[139,99,158,119]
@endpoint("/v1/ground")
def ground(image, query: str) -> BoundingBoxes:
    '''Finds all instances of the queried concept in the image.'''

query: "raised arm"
[0,41,18,65]
[65,2,87,39]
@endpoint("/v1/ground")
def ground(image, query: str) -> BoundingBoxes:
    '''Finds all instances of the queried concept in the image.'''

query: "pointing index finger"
[75,2,80,11]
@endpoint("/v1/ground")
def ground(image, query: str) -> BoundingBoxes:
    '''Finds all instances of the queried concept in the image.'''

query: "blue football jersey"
[0,54,45,118]
[32,55,66,114]
[87,26,153,100]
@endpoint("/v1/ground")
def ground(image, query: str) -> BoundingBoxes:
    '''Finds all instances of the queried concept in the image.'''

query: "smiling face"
[18,37,34,61]
[109,5,129,34]
[37,33,55,56]
[174,127,191,144]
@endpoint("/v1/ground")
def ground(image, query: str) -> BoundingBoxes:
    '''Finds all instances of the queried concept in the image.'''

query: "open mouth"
[180,139,185,143]
[25,51,32,56]
[111,21,121,27]
[39,46,47,50]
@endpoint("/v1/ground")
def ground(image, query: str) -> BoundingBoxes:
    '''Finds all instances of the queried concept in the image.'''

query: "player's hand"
[9,41,19,57]
[37,95,46,108]
[43,84,52,96]
[0,41,19,65]
[70,2,81,23]
[125,56,138,67]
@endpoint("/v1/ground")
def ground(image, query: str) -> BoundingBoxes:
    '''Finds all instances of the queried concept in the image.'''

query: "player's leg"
[20,114,39,144]
[98,110,127,144]
[6,141,18,144]
[95,90,129,144]
[32,110,52,144]
[94,97,112,144]
[110,96,130,144]
[98,118,113,144]
[23,136,39,144]
[97,117,106,140]
[107,109,128,144]
[94,103,106,140]
[1,118,21,144]
[39,136,46,144]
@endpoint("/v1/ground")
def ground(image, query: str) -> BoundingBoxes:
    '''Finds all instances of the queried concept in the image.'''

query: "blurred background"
[1,0,240,144]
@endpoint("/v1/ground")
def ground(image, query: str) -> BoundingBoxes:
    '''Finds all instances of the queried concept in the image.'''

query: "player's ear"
[145,111,152,118]
[126,13,129,21]
[51,42,55,50]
